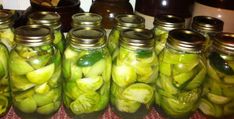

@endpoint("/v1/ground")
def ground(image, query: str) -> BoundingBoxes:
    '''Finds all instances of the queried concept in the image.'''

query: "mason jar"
[153,14,185,55]
[108,14,145,55]
[71,13,102,28]
[63,27,111,119]
[191,16,224,53]
[199,33,234,118]
[0,10,15,50]
[111,28,158,119]
[155,29,206,118]
[9,25,62,118]
[28,11,66,53]
[0,43,11,117]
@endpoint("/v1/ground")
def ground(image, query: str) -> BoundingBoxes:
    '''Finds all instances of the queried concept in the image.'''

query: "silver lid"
[0,10,14,27]
[71,13,102,28]
[15,25,53,46]
[167,29,205,52]
[153,14,185,31]
[116,14,145,29]
[213,33,234,54]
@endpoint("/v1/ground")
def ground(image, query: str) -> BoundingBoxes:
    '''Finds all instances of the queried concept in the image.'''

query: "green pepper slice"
[77,51,103,67]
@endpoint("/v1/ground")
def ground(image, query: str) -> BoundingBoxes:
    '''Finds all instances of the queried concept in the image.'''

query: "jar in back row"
[71,13,102,29]
[63,27,111,118]
[0,10,15,50]
[153,14,185,55]
[108,14,145,56]
[191,16,224,53]
[28,11,66,53]
[111,28,158,119]
[199,33,234,118]
[155,29,206,118]
[9,25,62,119]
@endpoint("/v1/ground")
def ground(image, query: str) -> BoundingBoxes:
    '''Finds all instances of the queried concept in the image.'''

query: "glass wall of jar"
[89,0,133,31]
[28,11,66,53]
[108,14,145,55]
[9,25,62,118]
[63,27,111,118]
[199,33,234,118]
[0,43,11,117]
[0,10,15,50]
[153,14,185,55]
[155,29,206,118]
[111,28,158,119]
[71,13,102,28]
[191,16,224,53]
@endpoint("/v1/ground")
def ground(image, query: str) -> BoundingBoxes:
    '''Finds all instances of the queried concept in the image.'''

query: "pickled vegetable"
[156,48,206,118]
[53,30,65,53]
[0,28,14,50]
[9,44,62,117]
[63,46,111,116]
[154,28,168,55]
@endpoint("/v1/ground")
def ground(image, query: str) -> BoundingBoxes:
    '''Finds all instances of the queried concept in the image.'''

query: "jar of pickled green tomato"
[153,14,185,55]
[191,16,224,53]
[0,42,11,117]
[108,14,145,55]
[63,27,111,118]
[155,29,206,118]
[9,25,62,118]
[28,11,66,53]
[199,33,234,118]
[71,13,102,28]
[0,10,15,50]
[111,28,158,119]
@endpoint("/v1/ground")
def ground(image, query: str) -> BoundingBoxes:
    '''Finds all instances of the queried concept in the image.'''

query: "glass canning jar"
[111,28,158,119]
[0,42,11,117]
[153,14,185,55]
[155,29,206,118]
[71,12,102,28]
[0,10,15,50]
[199,33,234,118]
[9,25,62,119]
[63,27,111,119]
[107,14,145,55]
[191,16,224,53]
[28,11,66,53]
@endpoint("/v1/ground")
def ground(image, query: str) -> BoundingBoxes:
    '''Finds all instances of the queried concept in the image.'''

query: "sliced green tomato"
[0,62,5,79]
[26,63,55,84]
[207,93,231,105]
[76,76,103,92]
[155,89,162,106]
[70,92,100,115]
[77,51,103,67]
[112,64,137,87]
[199,98,223,118]
[11,75,35,91]
[28,54,51,69]
[64,81,82,100]
[223,75,234,84]
[159,62,171,76]
[108,29,120,54]
[94,94,109,111]
[122,83,154,104]
[15,97,37,113]
[34,83,50,94]
[33,90,56,107]
[70,64,82,81]
[37,103,55,115]
[64,46,79,60]
[0,28,14,48]
[173,62,198,75]
[54,31,65,53]
[48,68,61,88]
[134,61,153,76]
[158,74,178,94]
[0,95,8,114]
[14,89,35,102]
[185,67,206,90]
[224,101,234,116]
[85,59,105,77]
[63,59,71,79]
[115,97,141,113]
[102,57,112,82]
[204,79,223,95]
[9,51,34,75]
[223,85,234,98]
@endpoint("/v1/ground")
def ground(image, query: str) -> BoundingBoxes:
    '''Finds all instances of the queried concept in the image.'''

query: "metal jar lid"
[71,13,102,28]
[120,28,154,49]
[0,10,14,27]
[15,25,53,46]
[69,27,106,48]
[167,29,206,52]
[153,14,185,31]
[28,11,61,29]
[116,14,145,29]
[213,33,234,54]
[191,16,224,33]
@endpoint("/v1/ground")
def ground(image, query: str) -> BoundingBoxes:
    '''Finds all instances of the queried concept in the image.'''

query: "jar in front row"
[0,10,15,50]
[191,16,224,54]
[63,28,111,118]
[199,33,234,118]
[28,11,66,53]
[155,29,206,118]
[111,29,158,119]
[0,43,11,117]
[9,25,62,119]
[71,13,102,28]
[153,14,185,55]
[108,14,145,55]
